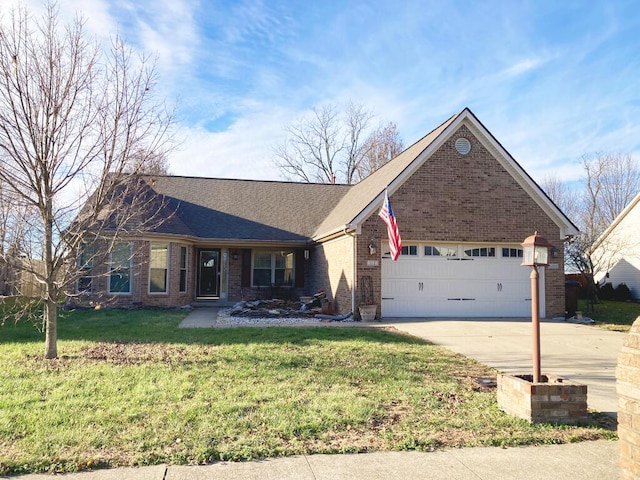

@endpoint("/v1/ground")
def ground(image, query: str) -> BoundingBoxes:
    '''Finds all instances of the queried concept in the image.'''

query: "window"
[464,247,496,257]
[77,243,93,293]
[149,244,168,293]
[252,251,294,287]
[109,243,132,294]
[179,246,188,293]
[502,248,523,258]
[401,245,418,256]
[424,245,458,257]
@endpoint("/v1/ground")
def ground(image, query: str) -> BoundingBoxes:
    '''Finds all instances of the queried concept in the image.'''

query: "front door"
[197,250,220,297]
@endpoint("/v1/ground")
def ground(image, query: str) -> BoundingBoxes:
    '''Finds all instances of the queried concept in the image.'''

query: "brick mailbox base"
[497,373,588,424]
[617,316,640,480]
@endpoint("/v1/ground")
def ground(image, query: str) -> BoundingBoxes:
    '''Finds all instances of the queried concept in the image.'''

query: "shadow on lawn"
[0,308,429,347]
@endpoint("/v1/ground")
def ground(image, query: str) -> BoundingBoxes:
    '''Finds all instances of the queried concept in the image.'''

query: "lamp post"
[521,232,552,383]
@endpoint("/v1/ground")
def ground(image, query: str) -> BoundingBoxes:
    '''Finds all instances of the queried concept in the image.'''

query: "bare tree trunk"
[44,297,57,359]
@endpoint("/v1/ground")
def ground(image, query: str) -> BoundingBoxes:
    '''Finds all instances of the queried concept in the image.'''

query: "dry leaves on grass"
[25,342,221,368]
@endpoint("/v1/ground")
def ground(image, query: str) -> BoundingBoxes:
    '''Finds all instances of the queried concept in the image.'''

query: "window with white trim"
[149,244,168,293]
[109,243,132,294]
[179,246,188,293]
[252,251,294,287]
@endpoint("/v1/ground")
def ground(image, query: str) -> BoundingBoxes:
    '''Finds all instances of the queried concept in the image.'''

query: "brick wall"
[308,236,354,314]
[497,373,588,423]
[617,316,640,480]
[355,124,566,317]
[138,241,193,307]
[67,239,194,308]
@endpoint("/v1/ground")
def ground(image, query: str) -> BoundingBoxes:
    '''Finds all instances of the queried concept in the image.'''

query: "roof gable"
[314,108,579,240]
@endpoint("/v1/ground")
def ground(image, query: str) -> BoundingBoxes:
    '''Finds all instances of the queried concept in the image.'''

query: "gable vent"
[455,137,471,155]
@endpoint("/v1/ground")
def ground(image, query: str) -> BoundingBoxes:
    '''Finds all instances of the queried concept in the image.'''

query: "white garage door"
[381,244,544,318]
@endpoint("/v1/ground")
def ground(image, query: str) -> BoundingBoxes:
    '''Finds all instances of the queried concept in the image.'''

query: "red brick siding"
[228,252,244,301]
[356,124,565,317]
[68,240,195,308]
[308,236,354,314]
[617,317,640,480]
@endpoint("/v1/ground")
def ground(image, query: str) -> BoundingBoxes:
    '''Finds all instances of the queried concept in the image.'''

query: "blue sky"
[9,0,640,185]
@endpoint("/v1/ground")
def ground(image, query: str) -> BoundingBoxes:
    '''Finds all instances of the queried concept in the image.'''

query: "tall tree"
[544,153,640,307]
[126,149,171,175]
[274,102,403,184]
[0,3,173,358]
[354,122,404,182]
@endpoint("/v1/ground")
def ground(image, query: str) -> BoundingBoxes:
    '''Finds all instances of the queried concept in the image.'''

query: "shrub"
[599,283,615,301]
[614,283,633,302]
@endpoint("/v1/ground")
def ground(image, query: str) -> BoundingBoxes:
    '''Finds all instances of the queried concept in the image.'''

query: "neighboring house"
[592,192,640,300]
[67,108,579,318]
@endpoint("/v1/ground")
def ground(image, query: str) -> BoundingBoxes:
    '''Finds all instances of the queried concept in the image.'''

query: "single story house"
[592,192,640,300]
[68,108,579,318]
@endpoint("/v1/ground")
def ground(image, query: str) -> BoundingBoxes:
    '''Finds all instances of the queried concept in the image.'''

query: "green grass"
[578,299,640,331]
[0,308,616,475]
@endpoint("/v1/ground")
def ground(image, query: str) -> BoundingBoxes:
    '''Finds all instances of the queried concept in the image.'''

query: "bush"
[614,283,633,302]
[599,283,615,301]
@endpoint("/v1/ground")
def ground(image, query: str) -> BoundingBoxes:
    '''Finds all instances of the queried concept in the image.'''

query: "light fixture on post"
[368,238,377,256]
[521,231,552,383]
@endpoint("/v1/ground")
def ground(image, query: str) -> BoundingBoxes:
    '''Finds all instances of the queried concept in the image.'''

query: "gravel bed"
[216,308,324,327]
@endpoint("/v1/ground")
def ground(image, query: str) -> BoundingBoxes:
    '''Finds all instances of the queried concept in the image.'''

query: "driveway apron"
[379,317,626,416]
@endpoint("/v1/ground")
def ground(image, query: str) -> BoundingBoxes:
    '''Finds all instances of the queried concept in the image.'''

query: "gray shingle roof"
[146,176,350,242]
[143,112,461,243]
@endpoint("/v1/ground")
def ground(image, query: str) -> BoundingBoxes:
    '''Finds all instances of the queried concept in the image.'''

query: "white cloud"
[499,57,547,78]
[168,105,299,180]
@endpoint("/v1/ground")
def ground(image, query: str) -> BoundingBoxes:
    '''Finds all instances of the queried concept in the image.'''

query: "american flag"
[379,190,402,261]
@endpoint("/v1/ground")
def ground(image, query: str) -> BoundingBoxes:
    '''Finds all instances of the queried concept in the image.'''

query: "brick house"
[69,108,578,318]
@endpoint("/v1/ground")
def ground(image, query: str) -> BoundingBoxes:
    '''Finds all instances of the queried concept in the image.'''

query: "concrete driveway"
[378,317,627,416]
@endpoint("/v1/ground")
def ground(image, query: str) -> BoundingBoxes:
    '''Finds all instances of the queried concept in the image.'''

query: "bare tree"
[274,102,401,184]
[126,149,170,175]
[0,3,173,358]
[587,153,640,226]
[560,153,640,308]
[541,172,577,222]
[354,122,404,182]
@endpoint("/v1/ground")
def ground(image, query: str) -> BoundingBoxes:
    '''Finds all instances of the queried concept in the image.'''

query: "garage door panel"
[381,251,541,318]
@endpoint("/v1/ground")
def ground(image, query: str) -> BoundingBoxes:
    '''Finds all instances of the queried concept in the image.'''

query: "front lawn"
[0,308,616,475]
[579,299,640,331]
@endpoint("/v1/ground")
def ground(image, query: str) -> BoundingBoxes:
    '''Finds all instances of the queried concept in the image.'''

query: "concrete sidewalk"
[4,440,619,479]
[177,307,219,327]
